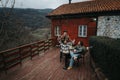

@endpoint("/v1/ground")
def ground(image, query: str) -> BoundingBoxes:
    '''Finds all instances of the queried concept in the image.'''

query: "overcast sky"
[14,0,90,9]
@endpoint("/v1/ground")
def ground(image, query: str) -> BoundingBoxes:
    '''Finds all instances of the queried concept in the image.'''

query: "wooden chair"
[75,47,88,66]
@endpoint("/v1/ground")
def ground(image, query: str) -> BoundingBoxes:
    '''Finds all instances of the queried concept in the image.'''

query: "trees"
[0,0,51,51]
[0,0,34,51]
[0,0,16,50]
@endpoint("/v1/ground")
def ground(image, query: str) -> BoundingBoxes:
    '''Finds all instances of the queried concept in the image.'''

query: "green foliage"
[89,36,120,80]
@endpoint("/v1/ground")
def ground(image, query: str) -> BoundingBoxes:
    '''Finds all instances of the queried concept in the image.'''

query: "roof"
[47,0,120,17]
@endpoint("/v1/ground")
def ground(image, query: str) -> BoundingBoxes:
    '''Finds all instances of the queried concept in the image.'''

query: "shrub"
[89,36,120,80]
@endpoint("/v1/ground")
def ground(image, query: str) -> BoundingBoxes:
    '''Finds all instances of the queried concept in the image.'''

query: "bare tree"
[0,0,50,51]
[0,0,15,48]
[0,0,34,51]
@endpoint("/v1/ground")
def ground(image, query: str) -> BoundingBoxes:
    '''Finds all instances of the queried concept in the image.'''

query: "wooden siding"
[51,18,96,46]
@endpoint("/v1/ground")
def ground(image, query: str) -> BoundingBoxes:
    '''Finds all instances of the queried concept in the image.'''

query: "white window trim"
[54,26,60,36]
[78,25,87,37]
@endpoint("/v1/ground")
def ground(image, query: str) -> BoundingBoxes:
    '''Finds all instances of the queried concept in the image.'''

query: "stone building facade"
[97,16,120,39]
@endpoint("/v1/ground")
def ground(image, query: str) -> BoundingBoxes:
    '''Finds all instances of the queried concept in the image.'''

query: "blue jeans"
[69,51,80,67]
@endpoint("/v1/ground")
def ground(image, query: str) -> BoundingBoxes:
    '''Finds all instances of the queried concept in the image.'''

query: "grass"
[31,28,51,40]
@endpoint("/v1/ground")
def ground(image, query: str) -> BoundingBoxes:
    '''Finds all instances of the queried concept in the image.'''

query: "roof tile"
[48,0,120,16]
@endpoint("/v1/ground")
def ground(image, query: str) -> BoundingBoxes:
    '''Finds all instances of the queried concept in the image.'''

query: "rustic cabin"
[47,0,120,46]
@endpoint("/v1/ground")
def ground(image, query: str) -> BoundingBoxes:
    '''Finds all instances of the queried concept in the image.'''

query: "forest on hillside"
[0,2,53,51]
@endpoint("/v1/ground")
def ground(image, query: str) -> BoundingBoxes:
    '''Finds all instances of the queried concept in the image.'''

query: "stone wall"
[97,16,120,39]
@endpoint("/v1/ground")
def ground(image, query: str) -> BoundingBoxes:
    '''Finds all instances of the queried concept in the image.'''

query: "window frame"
[78,25,87,37]
[54,26,61,36]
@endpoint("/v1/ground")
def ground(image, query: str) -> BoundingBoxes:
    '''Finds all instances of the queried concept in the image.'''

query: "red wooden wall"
[51,18,96,47]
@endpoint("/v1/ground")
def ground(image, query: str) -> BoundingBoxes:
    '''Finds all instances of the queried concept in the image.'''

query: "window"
[55,26,60,36]
[78,25,87,37]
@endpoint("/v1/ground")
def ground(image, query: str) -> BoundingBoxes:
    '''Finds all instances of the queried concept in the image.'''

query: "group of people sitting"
[57,31,86,70]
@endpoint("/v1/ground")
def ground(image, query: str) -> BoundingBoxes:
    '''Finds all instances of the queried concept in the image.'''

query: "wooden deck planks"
[0,48,97,80]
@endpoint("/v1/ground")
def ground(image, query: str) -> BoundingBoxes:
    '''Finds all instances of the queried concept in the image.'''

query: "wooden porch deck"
[0,48,97,80]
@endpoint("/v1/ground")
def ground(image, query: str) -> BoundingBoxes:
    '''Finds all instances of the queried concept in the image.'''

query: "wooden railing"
[0,38,53,73]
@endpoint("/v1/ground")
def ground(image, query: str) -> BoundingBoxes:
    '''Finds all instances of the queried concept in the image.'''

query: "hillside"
[0,8,53,51]
[0,8,52,28]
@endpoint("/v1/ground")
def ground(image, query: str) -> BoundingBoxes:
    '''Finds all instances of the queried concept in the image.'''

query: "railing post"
[48,39,52,48]
[43,40,45,52]
[36,42,39,55]
[30,44,33,60]
[2,53,7,74]
[47,40,49,50]
[44,39,48,52]
[47,39,49,51]
[36,43,39,56]
[19,48,22,66]
[0,53,4,74]
[47,39,49,50]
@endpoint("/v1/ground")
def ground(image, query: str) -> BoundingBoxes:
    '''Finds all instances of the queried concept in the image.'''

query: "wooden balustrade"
[0,38,53,73]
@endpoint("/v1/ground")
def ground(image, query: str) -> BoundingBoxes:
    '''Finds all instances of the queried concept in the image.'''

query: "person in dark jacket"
[67,41,86,70]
